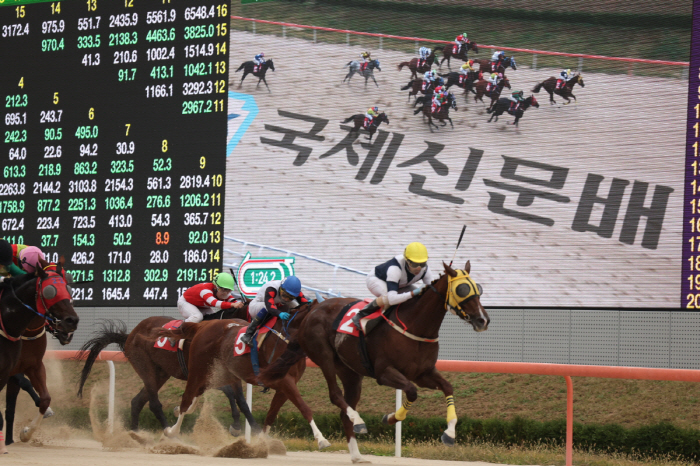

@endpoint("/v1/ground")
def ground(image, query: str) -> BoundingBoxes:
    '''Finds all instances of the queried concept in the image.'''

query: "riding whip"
[449,225,466,267]
[229,267,249,303]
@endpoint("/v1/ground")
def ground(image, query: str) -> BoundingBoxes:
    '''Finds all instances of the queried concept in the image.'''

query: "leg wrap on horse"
[446,395,457,422]
[395,399,413,421]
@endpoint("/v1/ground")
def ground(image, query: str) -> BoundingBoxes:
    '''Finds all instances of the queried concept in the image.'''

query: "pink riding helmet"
[19,246,45,273]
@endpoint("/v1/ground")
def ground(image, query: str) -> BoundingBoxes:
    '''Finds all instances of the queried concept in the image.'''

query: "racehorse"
[400,77,443,102]
[532,73,585,105]
[5,259,75,445]
[473,56,517,75]
[157,303,333,450]
[473,77,511,108]
[439,71,478,94]
[341,112,390,142]
[259,262,488,463]
[235,59,276,92]
[0,263,79,453]
[487,95,539,127]
[397,51,436,80]
[414,93,458,131]
[77,308,256,437]
[343,59,381,87]
[434,41,479,69]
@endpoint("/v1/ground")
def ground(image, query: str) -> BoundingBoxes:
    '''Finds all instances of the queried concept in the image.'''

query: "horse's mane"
[4,271,36,292]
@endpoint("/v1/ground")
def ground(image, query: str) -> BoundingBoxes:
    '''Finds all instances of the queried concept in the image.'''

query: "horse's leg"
[5,377,21,446]
[230,381,259,434]
[414,368,457,446]
[273,375,331,450]
[140,369,171,431]
[0,409,5,454]
[448,116,454,129]
[262,77,270,93]
[238,71,248,88]
[165,377,203,437]
[219,385,242,435]
[371,74,379,88]
[20,365,50,442]
[374,366,419,427]
[130,388,149,431]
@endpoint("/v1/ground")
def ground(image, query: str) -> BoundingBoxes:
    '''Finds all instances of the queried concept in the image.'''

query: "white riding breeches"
[248,300,266,320]
[178,296,213,323]
[366,274,416,306]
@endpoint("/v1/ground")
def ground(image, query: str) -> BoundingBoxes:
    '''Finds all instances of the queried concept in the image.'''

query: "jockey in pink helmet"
[19,246,46,273]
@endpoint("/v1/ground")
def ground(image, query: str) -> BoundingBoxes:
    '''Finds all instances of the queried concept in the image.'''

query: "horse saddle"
[334,300,390,337]
[363,117,372,129]
[360,62,368,71]
[154,320,183,351]
[233,317,277,356]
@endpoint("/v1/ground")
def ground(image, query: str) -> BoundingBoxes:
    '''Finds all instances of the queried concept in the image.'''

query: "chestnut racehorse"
[532,74,585,105]
[397,51,436,80]
[473,56,517,75]
[487,95,539,127]
[400,78,443,103]
[260,262,489,464]
[5,259,75,445]
[434,41,479,69]
[158,303,332,450]
[473,77,511,108]
[0,263,79,453]
[341,112,389,142]
[77,308,256,437]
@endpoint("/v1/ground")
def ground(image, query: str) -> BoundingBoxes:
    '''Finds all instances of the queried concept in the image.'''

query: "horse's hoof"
[381,414,389,425]
[229,425,242,437]
[441,432,455,447]
[173,406,180,416]
[20,427,32,443]
[128,431,148,445]
[353,424,368,435]
[318,439,331,450]
[164,427,177,438]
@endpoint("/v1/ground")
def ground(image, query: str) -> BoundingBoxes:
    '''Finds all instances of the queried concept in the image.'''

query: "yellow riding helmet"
[404,242,428,263]
[461,63,469,69]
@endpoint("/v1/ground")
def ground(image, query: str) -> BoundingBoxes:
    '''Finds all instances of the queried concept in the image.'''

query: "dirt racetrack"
[7,438,528,466]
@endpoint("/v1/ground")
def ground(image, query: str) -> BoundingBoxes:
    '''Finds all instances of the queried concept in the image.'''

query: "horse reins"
[0,273,64,342]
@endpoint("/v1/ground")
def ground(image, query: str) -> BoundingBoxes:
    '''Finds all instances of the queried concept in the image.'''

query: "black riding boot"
[351,299,380,330]
[241,317,262,346]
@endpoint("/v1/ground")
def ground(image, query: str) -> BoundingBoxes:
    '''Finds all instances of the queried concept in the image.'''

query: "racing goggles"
[406,259,427,269]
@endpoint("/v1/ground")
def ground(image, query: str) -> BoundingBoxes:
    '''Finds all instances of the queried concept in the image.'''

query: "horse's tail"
[257,339,306,386]
[400,81,414,91]
[77,320,128,398]
[157,322,203,341]
[532,82,543,93]
[344,61,353,68]
[397,62,410,71]
[235,62,246,72]
[433,45,443,54]
[342,115,358,124]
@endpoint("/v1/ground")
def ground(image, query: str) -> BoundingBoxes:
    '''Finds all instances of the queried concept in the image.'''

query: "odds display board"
[0,0,229,306]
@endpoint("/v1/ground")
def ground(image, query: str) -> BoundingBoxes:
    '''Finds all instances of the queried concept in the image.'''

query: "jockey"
[556,69,572,89]
[490,50,505,64]
[364,106,379,128]
[253,52,266,66]
[423,69,437,83]
[486,72,502,92]
[178,272,243,323]
[507,90,525,111]
[18,246,45,273]
[360,51,371,70]
[0,239,28,279]
[241,275,310,346]
[418,46,431,67]
[459,60,475,83]
[431,86,447,113]
[454,32,468,53]
[351,242,433,329]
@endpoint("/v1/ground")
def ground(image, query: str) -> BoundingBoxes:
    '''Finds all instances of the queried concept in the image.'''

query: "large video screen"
[0,0,694,309]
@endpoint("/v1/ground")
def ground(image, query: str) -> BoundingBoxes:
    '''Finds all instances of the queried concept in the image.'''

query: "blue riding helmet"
[281,275,302,297]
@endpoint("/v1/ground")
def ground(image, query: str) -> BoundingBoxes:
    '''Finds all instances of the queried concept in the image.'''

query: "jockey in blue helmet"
[241,275,310,346]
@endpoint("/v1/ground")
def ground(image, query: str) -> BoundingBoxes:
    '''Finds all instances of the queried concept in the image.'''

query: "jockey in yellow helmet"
[352,242,433,331]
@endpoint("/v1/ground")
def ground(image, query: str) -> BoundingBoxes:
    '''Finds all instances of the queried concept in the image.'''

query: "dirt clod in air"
[265,438,287,455]
[149,439,199,455]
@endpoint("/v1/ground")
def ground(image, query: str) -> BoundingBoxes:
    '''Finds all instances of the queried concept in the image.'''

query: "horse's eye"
[455,283,471,298]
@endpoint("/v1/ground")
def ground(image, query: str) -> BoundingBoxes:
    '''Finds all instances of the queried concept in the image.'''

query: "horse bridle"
[424,277,483,323]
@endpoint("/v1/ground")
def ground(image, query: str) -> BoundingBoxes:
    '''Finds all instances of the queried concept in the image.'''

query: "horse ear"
[464,260,471,274]
[443,261,458,277]
[36,264,48,279]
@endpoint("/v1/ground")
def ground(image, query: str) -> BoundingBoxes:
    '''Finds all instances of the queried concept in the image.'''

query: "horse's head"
[266,59,275,71]
[371,59,381,71]
[502,77,511,89]
[577,74,584,87]
[507,57,517,70]
[443,261,489,332]
[379,112,390,124]
[528,96,539,108]
[35,261,79,338]
[448,93,457,110]
[468,41,478,53]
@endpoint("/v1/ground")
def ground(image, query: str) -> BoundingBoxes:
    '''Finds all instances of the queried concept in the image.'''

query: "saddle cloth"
[421,81,430,91]
[154,320,183,351]
[253,65,259,73]
[233,316,277,356]
[334,299,380,337]
[452,45,459,54]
